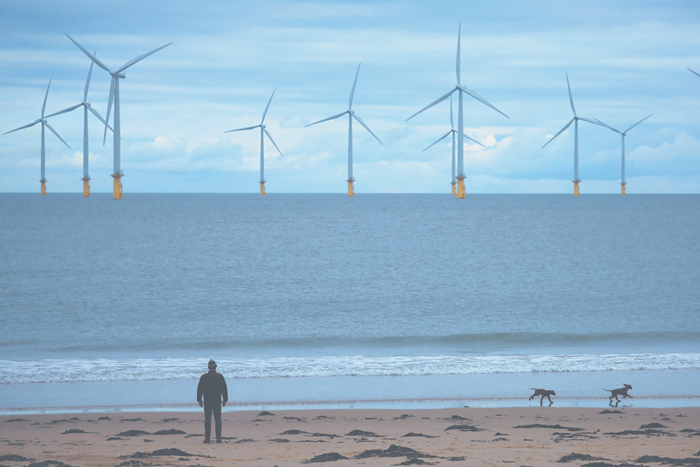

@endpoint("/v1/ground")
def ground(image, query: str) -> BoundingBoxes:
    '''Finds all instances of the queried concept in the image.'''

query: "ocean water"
[1,193,699,412]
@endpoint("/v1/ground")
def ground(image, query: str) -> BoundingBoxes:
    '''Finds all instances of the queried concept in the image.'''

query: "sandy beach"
[2,407,699,466]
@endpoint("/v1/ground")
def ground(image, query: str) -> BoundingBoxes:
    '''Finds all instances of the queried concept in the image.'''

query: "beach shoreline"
[2,407,699,466]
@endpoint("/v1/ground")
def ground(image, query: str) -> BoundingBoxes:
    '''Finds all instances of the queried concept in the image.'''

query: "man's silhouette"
[197,359,228,443]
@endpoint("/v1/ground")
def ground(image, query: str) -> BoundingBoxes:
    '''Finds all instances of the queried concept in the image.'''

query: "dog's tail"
[528,388,538,390]
[603,389,612,392]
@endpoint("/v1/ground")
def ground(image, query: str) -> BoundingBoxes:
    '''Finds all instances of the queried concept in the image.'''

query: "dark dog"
[528,388,555,406]
[605,384,633,403]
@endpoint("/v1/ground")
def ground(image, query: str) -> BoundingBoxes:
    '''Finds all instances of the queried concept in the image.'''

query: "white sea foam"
[2,353,699,384]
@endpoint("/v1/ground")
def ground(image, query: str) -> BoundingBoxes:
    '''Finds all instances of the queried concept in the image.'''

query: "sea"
[1,193,699,414]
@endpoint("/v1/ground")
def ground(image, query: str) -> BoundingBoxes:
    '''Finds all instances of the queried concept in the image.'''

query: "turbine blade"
[44,121,71,149]
[349,63,361,109]
[566,73,576,116]
[116,42,173,73]
[84,52,95,101]
[263,128,283,156]
[458,85,509,119]
[42,79,51,118]
[406,88,457,121]
[3,119,42,135]
[463,133,484,147]
[623,114,652,134]
[351,113,382,144]
[423,130,452,151]
[44,103,83,119]
[261,88,276,124]
[103,77,115,145]
[542,117,575,149]
[688,68,700,78]
[590,117,619,133]
[87,104,114,132]
[224,125,259,133]
[65,34,113,73]
[456,23,461,84]
[579,116,609,128]
[304,111,348,127]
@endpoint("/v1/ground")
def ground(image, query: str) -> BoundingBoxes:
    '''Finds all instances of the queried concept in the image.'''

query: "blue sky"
[1,0,699,193]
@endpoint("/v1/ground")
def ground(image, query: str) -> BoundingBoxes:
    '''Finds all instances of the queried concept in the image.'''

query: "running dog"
[528,388,556,406]
[605,384,633,403]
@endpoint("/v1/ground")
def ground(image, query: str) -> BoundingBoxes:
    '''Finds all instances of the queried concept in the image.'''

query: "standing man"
[197,359,228,443]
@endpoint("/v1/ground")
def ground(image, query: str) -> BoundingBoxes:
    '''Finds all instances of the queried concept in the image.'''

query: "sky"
[1,0,700,194]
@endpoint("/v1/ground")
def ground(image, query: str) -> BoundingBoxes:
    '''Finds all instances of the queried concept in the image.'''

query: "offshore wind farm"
[2,7,700,196]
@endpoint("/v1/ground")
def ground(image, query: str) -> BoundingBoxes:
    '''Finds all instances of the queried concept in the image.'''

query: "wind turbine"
[225,89,283,195]
[542,73,608,196]
[66,34,172,199]
[593,115,652,195]
[3,79,71,195]
[45,54,113,197]
[689,68,700,79]
[407,23,508,199]
[305,63,382,197]
[423,96,483,195]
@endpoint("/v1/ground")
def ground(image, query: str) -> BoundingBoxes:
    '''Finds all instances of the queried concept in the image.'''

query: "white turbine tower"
[542,73,608,196]
[305,63,382,197]
[3,79,71,195]
[407,23,508,199]
[45,54,113,197]
[423,96,483,195]
[593,115,652,195]
[225,89,283,195]
[66,34,172,199]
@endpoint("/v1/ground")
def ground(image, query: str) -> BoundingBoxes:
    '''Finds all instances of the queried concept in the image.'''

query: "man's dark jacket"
[197,370,228,405]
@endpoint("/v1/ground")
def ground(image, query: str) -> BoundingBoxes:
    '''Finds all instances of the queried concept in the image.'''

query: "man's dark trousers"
[203,401,222,442]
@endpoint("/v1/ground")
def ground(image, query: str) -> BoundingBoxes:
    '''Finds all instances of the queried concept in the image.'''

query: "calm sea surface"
[1,194,699,411]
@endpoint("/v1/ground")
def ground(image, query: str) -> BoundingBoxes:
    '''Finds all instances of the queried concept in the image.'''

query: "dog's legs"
[529,395,535,401]
[540,395,545,406]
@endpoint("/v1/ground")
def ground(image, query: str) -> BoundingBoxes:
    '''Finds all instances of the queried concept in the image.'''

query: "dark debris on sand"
[26,461,77,467]
[394,459,436,466]
[557,453,602,463]
[640,423,667,429]
[599,410,624,414]
[61,429,87,434]
[280,429,308,435]
[346,430,378,437]
[0,455,33,462]
[301,452,349,463]
[5,419,29,423]
[98,416,112,421]
[515,424,584,432]
[269,438,290,443]
[234,439,256,444]
[581,463,647,467]
[447,415,470,421]
[115,461,152,467]
[636,455,700,466]
[444,424,482,432]
[117,430,151,437]
[119,449,209,459]
[152,429,186,435]
[604,429,670,436]
[394,414,414,420]
[311,433,340,439]
[257,411,275,416]
[355,444,435,460]
[402,433,438,438]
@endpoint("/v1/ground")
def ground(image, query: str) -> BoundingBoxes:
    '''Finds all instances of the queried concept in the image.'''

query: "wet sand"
[2,407,699,466]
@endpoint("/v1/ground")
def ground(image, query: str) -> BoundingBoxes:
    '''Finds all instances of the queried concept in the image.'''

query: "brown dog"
[528,388,555,406]
[605,383,633,402]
